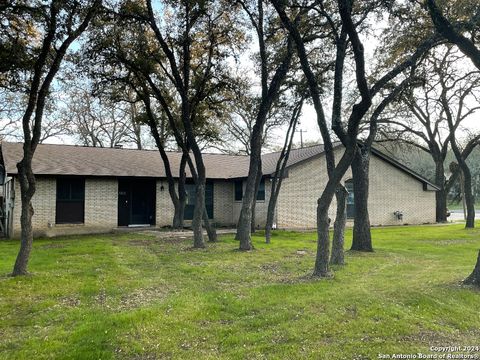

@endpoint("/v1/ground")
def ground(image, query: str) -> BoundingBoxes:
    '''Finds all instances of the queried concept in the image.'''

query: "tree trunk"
[145,106,184,230]
[463,167,475,228]
[192,181,206,248]
[330,185,347,265]
[235,34,293,251]
[314,202,332,277]
[236,149,262,251]
[351,148,373,252]
[173,153,187,229]
[434,160,448,223]
[265,184,277,244]
[203,207,217,242]
[250,163,262,234]
[436,188,448,223]
[264,98,302,244]
[313,148,358,277]
[464,250,480,286]
[12,160,35,276]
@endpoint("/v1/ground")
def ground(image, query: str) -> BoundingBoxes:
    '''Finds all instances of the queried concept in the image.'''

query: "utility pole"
[295,128,307,148]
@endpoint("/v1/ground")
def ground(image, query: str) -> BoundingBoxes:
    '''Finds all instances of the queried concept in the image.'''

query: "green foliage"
[1,224,479,359]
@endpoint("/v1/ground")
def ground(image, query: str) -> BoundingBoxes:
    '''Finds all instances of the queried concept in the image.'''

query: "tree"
[0,90,70,143]
[60,81,149,149]
[83,0,238,236]
[0,0,101,276]
[380,46,480,226]
[216,78,293,155]
[464,249,480,286]
[235,0,297,250]
[272,0,438,277]
[82,9,190,229]
[426,0,480,70]
[265,94,304,244]
[143,0,239,245]
[350,76,416,252]
[416,0,480,285]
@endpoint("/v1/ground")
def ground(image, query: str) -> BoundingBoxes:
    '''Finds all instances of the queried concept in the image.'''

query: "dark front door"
[345,179,355,219]
[184,181,214,220]
[118,179,156,226]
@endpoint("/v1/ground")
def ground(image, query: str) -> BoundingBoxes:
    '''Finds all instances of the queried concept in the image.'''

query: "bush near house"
[0,224,479,359]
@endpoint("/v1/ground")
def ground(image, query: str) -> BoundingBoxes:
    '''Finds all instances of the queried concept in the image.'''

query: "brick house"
[0,142,438,238]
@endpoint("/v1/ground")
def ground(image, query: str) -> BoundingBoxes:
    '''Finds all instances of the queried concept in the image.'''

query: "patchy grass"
[0,223,480,359]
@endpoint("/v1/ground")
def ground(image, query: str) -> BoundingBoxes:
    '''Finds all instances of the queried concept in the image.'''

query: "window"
[184,181,214,220]
[256,178,265,201]
[345,179,354,219]
[56,178,85,224]
[234,180,243,201]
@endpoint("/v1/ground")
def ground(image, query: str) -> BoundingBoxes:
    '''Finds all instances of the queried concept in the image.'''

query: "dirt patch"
[118,286,171,310]
[38,243,66,249]
[259,262,280,272]
[399,329,480,345]
[95,288,107,306]
[58,296,81,307]
[92,286,173,311]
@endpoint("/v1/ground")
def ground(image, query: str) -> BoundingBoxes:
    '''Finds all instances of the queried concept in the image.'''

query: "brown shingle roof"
[1,142,335,179]
[0,142,438,189]
[0,142,251,179]
[261,144,329,174]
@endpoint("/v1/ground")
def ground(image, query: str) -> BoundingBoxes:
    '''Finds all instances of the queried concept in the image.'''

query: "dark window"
[184,181,214,220]
[234,180,243,201]
[56,178,85,224]
[256,178,265,201]
[345,179,354,219]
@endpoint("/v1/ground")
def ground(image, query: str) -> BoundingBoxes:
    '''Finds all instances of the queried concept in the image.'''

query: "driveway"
[448,209,480,221]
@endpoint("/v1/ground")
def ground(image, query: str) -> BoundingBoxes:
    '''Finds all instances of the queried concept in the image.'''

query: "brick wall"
[8,151,429,237]
[12,177,118,237]
[155,179,175,227]
[213,180,234,226]
[84,178,118,228]
[276,149,436,228]
[12,177,56,237]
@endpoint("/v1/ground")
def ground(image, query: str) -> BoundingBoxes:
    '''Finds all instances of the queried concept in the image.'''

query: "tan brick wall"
[12,177,119,237]
[276,149,436,228]
[10,151,431,237]
[13,177,56,237]
[367,155,436,225]
[84,178,118,228]
[155,179,175,227]
[11,176,253,237]
[213,180,234,225]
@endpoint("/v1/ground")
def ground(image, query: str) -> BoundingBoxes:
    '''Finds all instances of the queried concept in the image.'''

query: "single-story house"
[0,142,438,238]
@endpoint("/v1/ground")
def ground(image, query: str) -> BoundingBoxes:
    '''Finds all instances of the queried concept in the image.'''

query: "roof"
[261,143,329,174]
[0,142,250,180]
[263,143,439,190]
[0,142,439,189]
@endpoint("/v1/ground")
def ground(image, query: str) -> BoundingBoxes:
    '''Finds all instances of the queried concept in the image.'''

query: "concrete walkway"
[113,227,236,238]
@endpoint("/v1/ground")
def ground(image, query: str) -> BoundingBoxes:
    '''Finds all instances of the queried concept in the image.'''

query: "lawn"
[0,224,479,359]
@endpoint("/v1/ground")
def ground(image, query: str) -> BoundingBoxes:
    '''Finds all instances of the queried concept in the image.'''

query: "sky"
[2,3,480,153]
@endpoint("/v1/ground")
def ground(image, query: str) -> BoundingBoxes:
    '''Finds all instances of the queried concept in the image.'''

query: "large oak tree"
[1,0,101,276]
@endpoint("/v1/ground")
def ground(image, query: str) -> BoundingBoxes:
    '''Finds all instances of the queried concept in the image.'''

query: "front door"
[118,179,156,226]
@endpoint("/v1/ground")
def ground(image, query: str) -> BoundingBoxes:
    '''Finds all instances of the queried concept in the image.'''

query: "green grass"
[1,224,480,359]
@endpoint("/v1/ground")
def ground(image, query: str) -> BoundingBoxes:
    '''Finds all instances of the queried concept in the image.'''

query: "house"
[0,142,438,238]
